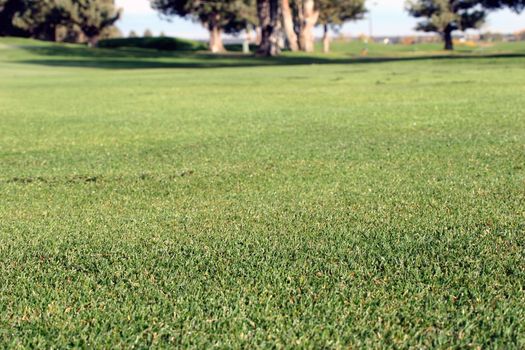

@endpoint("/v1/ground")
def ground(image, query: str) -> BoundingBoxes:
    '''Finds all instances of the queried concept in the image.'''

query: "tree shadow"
[16,43,525,70]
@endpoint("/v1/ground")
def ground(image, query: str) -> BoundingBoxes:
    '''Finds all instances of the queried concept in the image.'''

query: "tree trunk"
[443,27,453,51]
[208,15,225,53]
[255,26,262,45]
[299,0,319,52]
[296,0,305,49]
[243,29,251,53]
[282,0,299,51]
[256,0,281,57]
[245,25,254,43]
[322,24,330,53]
[87,35,99,48]
[209,27,225,53]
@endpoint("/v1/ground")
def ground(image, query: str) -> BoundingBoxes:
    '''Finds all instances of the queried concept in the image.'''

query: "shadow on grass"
[17,44,525,70]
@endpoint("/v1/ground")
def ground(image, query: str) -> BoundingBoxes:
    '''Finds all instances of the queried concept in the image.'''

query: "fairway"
[1,39,525,348]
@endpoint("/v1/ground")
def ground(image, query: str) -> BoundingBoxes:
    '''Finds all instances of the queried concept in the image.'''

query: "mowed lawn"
[0,38,524,348]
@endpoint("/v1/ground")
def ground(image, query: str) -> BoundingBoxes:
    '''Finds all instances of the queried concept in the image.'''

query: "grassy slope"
[0,38,524,348]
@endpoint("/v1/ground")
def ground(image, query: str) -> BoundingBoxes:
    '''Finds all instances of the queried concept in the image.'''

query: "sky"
[115,0,525,39]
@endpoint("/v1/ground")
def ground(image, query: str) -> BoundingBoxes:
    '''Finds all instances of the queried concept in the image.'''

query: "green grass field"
[1,38,524,348]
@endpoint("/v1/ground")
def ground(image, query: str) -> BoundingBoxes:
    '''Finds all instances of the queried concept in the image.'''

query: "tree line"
[1,0,524,54]
[151,0,525,54]
[151,0,367,54]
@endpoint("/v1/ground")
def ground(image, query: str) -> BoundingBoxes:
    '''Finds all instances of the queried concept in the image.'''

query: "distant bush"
[224,43,258,52]
[98,37,207,51]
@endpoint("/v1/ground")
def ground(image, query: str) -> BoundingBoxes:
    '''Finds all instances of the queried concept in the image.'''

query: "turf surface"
[0,38,524,348]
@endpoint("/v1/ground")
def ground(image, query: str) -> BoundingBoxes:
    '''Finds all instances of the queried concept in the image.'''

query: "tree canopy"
[9,0,72,41]
[481,0,525,11]
[317,0,366,28]
[0,0,120,43]
[69,0,121,45]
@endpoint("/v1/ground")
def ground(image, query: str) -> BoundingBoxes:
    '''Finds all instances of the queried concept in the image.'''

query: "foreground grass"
[0,38,524,348]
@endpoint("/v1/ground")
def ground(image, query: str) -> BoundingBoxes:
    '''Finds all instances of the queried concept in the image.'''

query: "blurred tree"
[282,0,298,51]
[285,0,360,53]
[256,0,280,56]
[9,0,72,41]
[144,28,153,37]
[0,0,120,44]
[129,30,137,38]
[406,0,486,50]
[481,0,525,11]
[69,0,121,47]
[299,0,318,52]
[317,0,366,53]
[151,0,256,53]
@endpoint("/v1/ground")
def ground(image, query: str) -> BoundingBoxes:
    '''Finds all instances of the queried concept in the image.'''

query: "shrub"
[97,37,207,51]
[224,43,258,52]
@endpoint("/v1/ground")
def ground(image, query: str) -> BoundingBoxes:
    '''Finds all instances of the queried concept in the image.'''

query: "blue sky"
[115,0,525,39]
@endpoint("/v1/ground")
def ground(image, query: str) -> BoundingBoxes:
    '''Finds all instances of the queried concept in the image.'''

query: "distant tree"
[129,30,137,38]
[317,0,366,53]
[2,1,84,43]
[406,0,486,50]
[143,28,153,37]
[481,0,525,11]
[0,0,120,44]
[69,0,121,47]
[281,0,309,52]
[256,0,280,56]
[160,31,166,37]
[282,0,320,52]
[9,0,72,41]
[151,0,256,53]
